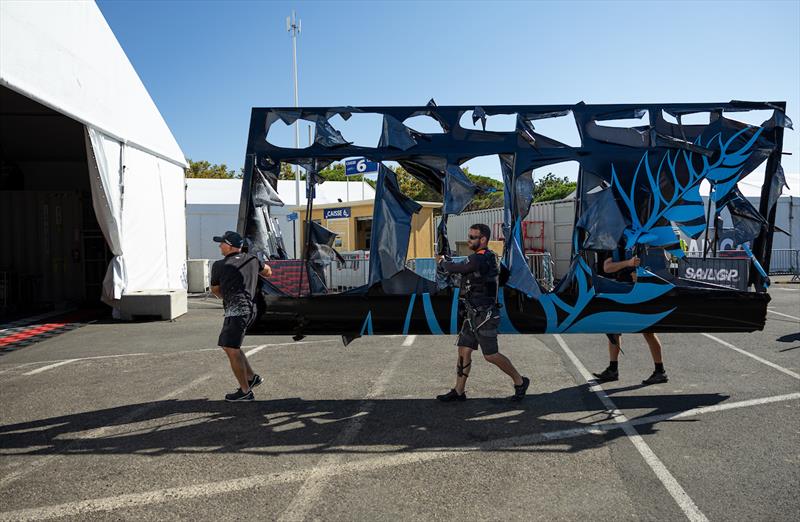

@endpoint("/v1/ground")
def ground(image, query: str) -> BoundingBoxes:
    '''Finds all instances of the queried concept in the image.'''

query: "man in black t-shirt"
[435,224,530,403]
[210,231,272,402]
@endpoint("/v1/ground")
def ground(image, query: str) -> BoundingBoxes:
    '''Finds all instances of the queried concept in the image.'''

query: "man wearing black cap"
[210,231,272,402]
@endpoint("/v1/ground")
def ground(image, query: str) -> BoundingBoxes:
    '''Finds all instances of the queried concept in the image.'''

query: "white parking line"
[278,343,411,522]
[768,309,800,321]
[22,360,78,376]
[244,345,267,356]
[553,334,708,522]
[402,335,416,346]
[1,340,339,377]
[5,391,796,522]
[701,333,800,380]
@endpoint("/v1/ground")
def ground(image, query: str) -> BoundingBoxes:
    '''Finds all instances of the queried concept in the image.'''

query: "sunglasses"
[468,235,482,240]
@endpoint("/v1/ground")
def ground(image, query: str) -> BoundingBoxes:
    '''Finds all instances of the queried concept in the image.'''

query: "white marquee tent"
[0,1,187,316]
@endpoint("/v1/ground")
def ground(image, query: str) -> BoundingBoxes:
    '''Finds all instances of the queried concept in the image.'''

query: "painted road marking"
[768,309,800,321]
[278,342,412,522]
[3,391,796,521]
[2,340,339,377]
[554,334,708,522]
[402,335,416,346]
[23,360,78,376]
[702,333,800,380]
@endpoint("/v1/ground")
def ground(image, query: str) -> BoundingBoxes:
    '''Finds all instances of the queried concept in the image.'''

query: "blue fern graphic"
[611,125,764,256]
[535,255,675,334]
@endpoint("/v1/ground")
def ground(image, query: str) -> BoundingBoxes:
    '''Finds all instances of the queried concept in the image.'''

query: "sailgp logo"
[684,267,739,283]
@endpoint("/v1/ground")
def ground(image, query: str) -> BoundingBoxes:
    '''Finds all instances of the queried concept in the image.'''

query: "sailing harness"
[461,248,501,329]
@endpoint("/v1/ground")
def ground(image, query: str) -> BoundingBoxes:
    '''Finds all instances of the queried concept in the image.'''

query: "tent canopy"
[0,0,186,167]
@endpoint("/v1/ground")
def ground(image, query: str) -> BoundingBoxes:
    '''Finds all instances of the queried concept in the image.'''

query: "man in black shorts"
[210,231,272,402]
[435,223,530,402]
[592,247,668,385]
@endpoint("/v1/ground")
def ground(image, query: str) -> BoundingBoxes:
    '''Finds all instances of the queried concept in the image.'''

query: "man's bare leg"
[593,335,621,382]
[223,347,250,392]
[484,353,523,386]
[454,346,473,394]
[239,351,255,381]
[608,336,622,361]
[642,333,663,364]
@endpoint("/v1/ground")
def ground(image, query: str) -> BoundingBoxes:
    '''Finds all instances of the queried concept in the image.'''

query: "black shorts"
[218,312,256,349]
[456,310,500,356]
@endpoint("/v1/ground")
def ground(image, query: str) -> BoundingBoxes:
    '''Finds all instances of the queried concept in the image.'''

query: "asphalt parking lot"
[0,288,798,521]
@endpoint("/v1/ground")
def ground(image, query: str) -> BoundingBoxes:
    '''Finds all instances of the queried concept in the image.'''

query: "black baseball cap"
[213,231,244,248]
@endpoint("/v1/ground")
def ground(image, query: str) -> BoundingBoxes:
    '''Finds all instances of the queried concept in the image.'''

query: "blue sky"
[97,0,800,182]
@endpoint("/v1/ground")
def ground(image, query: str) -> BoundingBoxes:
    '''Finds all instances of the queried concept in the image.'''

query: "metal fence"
[770,249,800,280]
[527,252,554,291]
[270,251,556,295]
[406,253,554,290]
[325,252,370,292]
[406,257,467,282]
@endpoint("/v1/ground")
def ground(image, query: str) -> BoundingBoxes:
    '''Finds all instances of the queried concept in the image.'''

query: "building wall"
[298,201,439,258]
[186,203,238,261]
[437,198,576,277]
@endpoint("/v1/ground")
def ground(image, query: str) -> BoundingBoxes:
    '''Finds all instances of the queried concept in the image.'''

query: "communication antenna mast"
[287,10,301,257]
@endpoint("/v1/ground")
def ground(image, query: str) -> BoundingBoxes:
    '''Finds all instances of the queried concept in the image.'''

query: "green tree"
[395,165,441,202]
[268,161,574,207]
[533,173,577,202]
[185,159,237,179]
[462,167,504,211]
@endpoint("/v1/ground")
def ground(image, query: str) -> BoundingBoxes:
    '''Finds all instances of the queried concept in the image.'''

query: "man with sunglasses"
[435,224,530,402]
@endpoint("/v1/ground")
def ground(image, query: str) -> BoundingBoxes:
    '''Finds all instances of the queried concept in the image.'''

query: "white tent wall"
[84,128,125,301]
[85,128,187,310]
[121,145,187,294]
[2,1,188,319]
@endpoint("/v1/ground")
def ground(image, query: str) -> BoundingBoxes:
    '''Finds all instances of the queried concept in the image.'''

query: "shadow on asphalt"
[0,385,729,457]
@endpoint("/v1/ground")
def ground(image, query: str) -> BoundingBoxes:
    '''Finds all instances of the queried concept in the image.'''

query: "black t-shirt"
[597,248,634,283]
[210,252,265,317]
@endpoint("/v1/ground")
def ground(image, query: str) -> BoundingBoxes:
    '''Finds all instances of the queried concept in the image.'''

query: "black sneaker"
[642,371,669,385]
[249,374,263,389]
[592,367,619,383]
[437,389,466,402]
[225,388,254,402]
[511,376,530,401]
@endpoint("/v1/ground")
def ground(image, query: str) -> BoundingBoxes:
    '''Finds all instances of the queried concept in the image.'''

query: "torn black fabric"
[717,187,768,246]
[577,186,628,250]
[252,167,284,207]
[444,163,479,215]
[766,164,789,214]
[306,221,346,294]
[312,116,351,148]
[368,165,422,286]
[378,115,417,150]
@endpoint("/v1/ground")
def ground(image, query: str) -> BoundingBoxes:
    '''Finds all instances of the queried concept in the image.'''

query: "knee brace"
[457,355,472,377]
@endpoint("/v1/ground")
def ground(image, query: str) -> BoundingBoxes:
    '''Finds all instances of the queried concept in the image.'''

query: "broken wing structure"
[237,102,790,342]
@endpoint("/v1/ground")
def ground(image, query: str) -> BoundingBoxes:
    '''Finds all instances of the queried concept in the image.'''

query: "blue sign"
[344,158,379,176]
[286,212,299,222]
[323,207,351,219]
